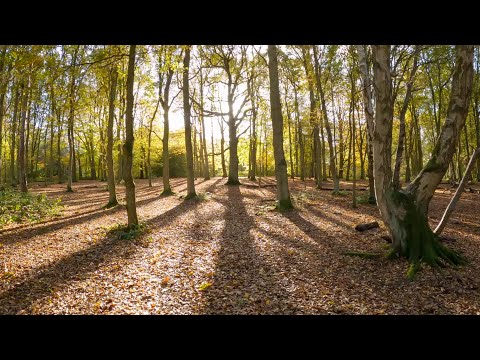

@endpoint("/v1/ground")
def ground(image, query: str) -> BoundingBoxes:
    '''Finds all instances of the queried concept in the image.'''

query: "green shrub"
[0,189,63,226]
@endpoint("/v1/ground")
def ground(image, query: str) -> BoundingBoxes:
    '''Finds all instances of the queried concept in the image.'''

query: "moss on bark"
[387,190,466,278]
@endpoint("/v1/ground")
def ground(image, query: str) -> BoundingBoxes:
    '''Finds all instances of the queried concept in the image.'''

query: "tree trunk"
[183,46,196,199]
[294,87,305,181]
[116,80,125,184]
[0,46,7,186]
[372,45,474,274]
[227,93,240,184]
[123,45,139,228]
[18,80,28,193]
[313,46,339,193]
[10,86,19,185]
[248,85,257,181]
[392,45,420,189]
[106,66,118,206]
[199,72,210,180]
[435,148,480,235]
[219,119,227,178]
[268,45,293,210]
[67,46,79,192]
[356,45,376,203]
[287,106,294,179]
[211,118,215,177]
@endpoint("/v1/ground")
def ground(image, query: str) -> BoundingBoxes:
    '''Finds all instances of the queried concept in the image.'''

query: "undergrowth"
[0,189,63,226]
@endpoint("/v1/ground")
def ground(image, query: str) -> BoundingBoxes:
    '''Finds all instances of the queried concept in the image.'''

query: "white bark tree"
[371,45,474,277]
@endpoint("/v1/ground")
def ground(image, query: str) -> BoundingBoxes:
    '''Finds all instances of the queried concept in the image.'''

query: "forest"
[0,45,479,315]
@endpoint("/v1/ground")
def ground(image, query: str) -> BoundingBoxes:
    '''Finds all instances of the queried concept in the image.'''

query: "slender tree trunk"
[123,45,139,228]
[106,66,118,206]
[294,88,305,181]
[183,46,196,199]
[10,86,19,185]
[392,45,420,189]
[211,118,215,177]
[346,105,353,181]
[199,72,210,180]
[313,46,339,193]
[435,148,480,235]
[474,98,480,181]
[18,80,28,193]
[301,46,321,187]
[286,102,295,179]
[57,112,62,183]
[356,45,376,204]
[268,45,293,209]
[219,119,227,178]
[116,81,125,183]
[147,98,160,189]
[352,87,357,208]
[227,92,240,184]
[248,86,257,181]
[0,46,7,186]
[67,46,79,192]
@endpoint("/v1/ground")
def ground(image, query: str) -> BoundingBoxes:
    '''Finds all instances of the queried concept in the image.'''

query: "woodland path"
[0,177,479,314]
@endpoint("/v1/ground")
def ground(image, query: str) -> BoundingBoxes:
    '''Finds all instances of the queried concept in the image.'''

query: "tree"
[183,46,196,199]
[356,45,376,203]
[66,46,79,192]
[123,45,139,228]
[371,45,474,277]
[106,65,118,207]
[268,45,293,210]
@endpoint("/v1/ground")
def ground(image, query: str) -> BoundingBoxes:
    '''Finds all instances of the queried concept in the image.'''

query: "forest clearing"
[0,177,478,314]
[1,45,480,315]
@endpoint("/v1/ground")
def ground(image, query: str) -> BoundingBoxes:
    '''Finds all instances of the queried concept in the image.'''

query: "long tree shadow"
[0,181,181,244]
[202,185,299,314]
[0,183,218,314]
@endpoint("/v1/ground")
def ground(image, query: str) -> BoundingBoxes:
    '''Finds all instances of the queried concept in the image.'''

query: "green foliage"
[108,222,147,240]
[356,193,376,205]
[0,189,63,226]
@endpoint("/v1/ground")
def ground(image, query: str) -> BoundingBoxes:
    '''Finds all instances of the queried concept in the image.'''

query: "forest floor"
[1,177,479,314]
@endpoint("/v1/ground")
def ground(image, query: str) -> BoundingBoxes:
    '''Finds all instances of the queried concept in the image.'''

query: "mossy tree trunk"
[372,45,474,273]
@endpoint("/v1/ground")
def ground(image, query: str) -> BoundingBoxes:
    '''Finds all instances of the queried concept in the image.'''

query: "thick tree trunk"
[106,66,118,206]
[373,45,474,274]
[268,45,293,210]
[183,46,196,199]
[123,45,139,228]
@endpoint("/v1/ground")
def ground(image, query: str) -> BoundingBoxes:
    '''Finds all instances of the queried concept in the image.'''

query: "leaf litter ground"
[0,177,479,314]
